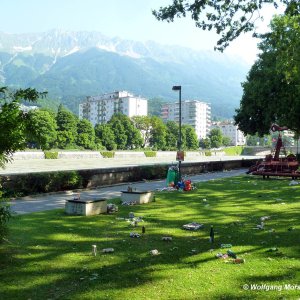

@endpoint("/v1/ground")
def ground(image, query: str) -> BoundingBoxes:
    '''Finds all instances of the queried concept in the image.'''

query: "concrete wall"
[1,159,257,196]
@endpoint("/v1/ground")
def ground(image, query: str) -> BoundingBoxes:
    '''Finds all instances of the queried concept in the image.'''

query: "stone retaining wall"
[1,159,257,196]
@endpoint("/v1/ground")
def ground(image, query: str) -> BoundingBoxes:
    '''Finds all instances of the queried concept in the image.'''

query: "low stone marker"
[65,198,107,216]
[121,190,154,204]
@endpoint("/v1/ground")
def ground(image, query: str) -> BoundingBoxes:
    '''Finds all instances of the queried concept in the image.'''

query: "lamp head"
[172,85,181,91]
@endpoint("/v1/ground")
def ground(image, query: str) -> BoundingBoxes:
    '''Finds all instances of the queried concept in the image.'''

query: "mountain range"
[0,29,251,117]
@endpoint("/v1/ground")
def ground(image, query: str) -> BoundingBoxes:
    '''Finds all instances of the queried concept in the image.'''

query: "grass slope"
[0,176,299,299]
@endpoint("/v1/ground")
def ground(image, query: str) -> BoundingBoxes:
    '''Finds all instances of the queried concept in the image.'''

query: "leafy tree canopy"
[234,13,300,136]
[153,0,299,51]
[0,87,46,167]
[26,109,57,150]
[95,124,117,151]
[76,119,96,150]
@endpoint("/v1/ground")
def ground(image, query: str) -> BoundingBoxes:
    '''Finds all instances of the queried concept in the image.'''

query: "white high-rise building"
[79,91,148,126]
[161,100,211,139]
[212,122,246,146]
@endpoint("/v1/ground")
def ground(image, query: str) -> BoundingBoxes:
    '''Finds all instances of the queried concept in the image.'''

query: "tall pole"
[178,87,182,181]
[172,85,182,182]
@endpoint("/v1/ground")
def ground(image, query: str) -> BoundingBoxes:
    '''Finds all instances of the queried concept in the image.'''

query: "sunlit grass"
[0,175,299,299]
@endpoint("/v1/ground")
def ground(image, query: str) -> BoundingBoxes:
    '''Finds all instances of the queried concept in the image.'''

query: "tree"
[234,14,300,136]
[0,87,46,167]
[108,115,127,150]
[26,109,57,150]
[132,116,152,148]
[149,116,167,150]
[246,134,271,146]
[199,138,211,149]
[95,124,117,150]
[76,119,96,149]
[183,125,199,150]
[209,128,223,148]
[165,121,179,150]
[222,136,232,147]
[108,114,143,149]
[153,0,299,51]
[56,104,78,149]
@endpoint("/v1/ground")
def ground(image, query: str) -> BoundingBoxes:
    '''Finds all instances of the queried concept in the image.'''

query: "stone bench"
[121,190,154,204]
[65,199,107,216]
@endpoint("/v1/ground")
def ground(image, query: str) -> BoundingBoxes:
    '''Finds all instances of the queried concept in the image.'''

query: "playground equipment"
[247,124,300,179]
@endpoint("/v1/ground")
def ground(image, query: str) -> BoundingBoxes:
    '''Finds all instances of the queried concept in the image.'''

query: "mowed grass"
[0,175,299,300]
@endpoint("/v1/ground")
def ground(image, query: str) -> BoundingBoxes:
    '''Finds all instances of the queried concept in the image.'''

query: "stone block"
[121,190,153,204]
[65,199,107,216]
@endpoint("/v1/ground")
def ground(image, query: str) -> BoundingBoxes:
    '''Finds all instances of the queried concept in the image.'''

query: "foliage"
[153,0,299,51]
[199,137,211,149]
[0,87,46,167]
[209,128,223,148]
[44,151,59,159]
[234,14,300,136]
[4,171,82,196]
[25,109,57,150]
[56,104,78,149]
[0,204,11,226]
[149,116,167,150]
[95,124,117,151]
[132,116,152,148]
[144,151,157,157]
[223,146,244,156]
[204,150,212,156]
[108,115,128,150]
[246,134,271,146]
[182,125,199,150]
[165,121,178,150]
[0,179,11,234]
[76,119,96,150]
[112,114,143,149]
[100,151,115,158]
[222,136,232,147]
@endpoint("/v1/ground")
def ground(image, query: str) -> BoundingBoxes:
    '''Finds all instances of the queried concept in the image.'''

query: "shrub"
[44,151,58,159]
[100,151,115,158]
[139,165,168,180]
[223,146,244,156]
[144,151,157,157]
[0,204,11,226]
[3,171,83,197]
[0,180,11,241]
[241,147,255,155]
[205,151,212,156]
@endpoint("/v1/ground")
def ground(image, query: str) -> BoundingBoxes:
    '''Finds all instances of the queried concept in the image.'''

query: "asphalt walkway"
[9,169,247,214]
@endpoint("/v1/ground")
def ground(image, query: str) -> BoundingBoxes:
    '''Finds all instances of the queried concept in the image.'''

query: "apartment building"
[212,121,246,146]
[161,100,211,139]
[79,91,147,126]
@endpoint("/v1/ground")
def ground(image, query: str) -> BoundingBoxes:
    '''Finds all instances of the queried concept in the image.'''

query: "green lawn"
[0,176,299,300]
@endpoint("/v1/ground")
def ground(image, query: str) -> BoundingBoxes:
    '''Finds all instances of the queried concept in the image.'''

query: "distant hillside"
[0,30,250,117]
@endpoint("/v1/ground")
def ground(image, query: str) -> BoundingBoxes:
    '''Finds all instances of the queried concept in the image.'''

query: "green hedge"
[100,151,115,158]
[144,151,157,157]
[44,151,58,159]
[223,146,244,156]
[3,171,83,197]
[205,151,212,156]
[241,147,255,155]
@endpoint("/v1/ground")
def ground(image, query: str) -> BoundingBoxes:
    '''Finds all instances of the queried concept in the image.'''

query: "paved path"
[9,169,247,214]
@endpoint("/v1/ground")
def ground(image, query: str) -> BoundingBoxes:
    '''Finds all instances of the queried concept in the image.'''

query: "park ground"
[0,173,299,299]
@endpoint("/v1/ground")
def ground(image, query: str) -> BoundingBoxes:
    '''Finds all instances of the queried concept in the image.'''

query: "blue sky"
[1,0,281,63]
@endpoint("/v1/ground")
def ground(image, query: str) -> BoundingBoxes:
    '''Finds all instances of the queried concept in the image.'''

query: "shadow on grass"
[0,175,299,299]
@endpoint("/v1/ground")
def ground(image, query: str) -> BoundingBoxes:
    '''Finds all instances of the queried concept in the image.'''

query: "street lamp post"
[172,85,182,181]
